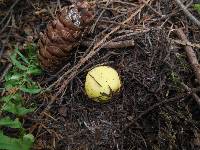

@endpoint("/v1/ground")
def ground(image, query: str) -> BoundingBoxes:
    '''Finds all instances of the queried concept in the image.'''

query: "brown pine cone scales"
[38,1,94,72]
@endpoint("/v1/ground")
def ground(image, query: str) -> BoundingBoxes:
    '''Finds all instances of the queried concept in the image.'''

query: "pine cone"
[38,1,94,72]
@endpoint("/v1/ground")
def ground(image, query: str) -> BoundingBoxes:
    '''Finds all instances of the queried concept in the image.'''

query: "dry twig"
[170,38,200,49]
[181,82,200,106]
[174,0,200,27]
[81,39,135,49]
[0,0,20,26]
[175,28,200,84]
[0,63,12,82]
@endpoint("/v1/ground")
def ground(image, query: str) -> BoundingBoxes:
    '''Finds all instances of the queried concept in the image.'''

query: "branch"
[174,0,200,27]
[169,38,200,49]
[181,82,200,107]
[175,28,200,84]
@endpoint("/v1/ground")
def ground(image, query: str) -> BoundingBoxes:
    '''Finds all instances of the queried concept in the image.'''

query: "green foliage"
[0,117,22,128]
[0,44,42,150]
[170,71,181,86]
[175,53,190,72]
[2,100,35,116]
[1,94,35,116]
[193,4,200,14]
[5,46,41,93]
[0,132,34,150]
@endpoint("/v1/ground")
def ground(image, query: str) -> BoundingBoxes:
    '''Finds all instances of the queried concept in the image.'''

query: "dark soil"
[1,0,200,150]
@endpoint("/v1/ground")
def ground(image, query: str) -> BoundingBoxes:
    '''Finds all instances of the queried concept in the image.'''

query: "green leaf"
[20,85,41,94]
[26,44,36,58]
[0,131,34,150]
[23,134,34,143]
[9,74,23,80]
[2,101,35,116]
[194,4,200,13]
[4,73,24,90]
[15,47,30,65]
[26,66,42,76]
[10,52,27,71]
[1,93,22,104]
[4,80,20,90]
[0,117,22,128]
[5,70,22,82]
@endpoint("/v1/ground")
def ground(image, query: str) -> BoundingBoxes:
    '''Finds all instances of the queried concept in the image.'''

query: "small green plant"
[170,71,181,86]
[193,4,200,14]
[175,53,190,72]
[0,44,42,150]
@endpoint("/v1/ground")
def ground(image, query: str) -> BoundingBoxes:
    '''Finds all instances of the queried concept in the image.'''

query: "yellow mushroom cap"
[85,66,121,102]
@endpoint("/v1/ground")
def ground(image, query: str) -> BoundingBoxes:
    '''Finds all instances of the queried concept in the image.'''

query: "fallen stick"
[81,39,135,49]
[174,0,200,27]
[176,28,200,84]
[181,82,200,106]
[169,38,200,49]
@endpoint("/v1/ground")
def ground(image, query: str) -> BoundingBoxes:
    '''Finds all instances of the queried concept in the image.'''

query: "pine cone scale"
[38,1,94,72]
[38,46,59,62]
[52,20,81,42]
[41,34,75,55]
[38,54,54,69]
[48,46,67,57]
[38,42,50,59]
[46,25,61,42]
[42,33,64,45]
